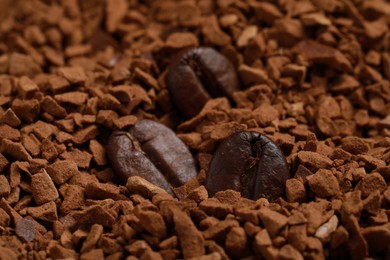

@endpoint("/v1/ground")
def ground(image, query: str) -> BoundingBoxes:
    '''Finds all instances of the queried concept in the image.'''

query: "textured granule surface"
[0,0,390,259]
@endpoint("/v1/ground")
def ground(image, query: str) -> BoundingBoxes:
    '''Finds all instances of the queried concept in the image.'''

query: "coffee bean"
[205,131,290,201]
[166,47,240,118]
[106,119,198,193]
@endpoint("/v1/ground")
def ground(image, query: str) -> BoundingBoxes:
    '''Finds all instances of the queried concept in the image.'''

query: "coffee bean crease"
[205,131,290,201]
[166,47,240,118]
[107,119,198,193]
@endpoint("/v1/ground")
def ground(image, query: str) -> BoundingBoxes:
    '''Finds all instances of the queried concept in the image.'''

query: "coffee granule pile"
[0,0,390,259]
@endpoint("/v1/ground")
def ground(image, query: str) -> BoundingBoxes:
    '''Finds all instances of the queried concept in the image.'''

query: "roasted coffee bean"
[166,47,240,118]
[205,131,290,201]
[106,119,197,193]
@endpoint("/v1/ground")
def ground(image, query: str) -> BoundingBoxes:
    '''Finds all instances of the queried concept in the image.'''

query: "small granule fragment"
[80,224,104,253]
[55,118,75,133]
[357,154,386,169]
[57,67,87,84]
[281,64,307,84]
[301,12,331,26]
[0,175,11,197]
[258,208,288,237]
[357,172,387,198]
[186,186,208,203]
[235,208,258,225]
[72,125,99,144]
[126,176,168,199]
[330,148,352,161]
[64,44,91,58]
[201,15,231,47]
[59,149,92,169]
[11,99,40,123]
[236,25,258,48]
[8,53,41,77]
[252,2,282,24]
[285,178,306,203]
[0,208,10,227]
[17,76,38,98]
[106,0,128,32]
[0,124,20,141]
[46,160,79,184]
[113,115,138,129]
[55,131,73,143]
[15,218,36,242]
[172,206,205,258]
[27,201,58,222]
[204,241,229,259]
[199,198,234,219]
[0,153,8,173]
[239,65,269,85]
[308,169,340,198]
[28,158,47,174]
[60,185,85,215]
[80,249,104,260]
[40,96,67,118]
[89,140,107,166]
[165,32,199,49]
[330,226,349,249]
[343,215,368,259]
[315,215,338,242]
[362,190,381,215]
[134,68,160,90]
[138,210,167,239]
[48,244,77,259]
[40,138,58,162]
[0,108,21,127]
[177,133,202,149]
[341,136,369,155]
[126,240,151,257]
[31,120,54,140]
[225,226,250,258]
[288,224,307,252]
[288,210,307,226]
[54,92,88,106]
[31,170,59,205]
[292,40,352,72]
[297,151,333,172]
[22,134,41,157]
[98,93,121,110]
[84,182,120,200]
[0,247,18,259]
[361,224,390,253]
[253,229,272,255]
[48,75,70,93]
[42,46,65,66]
[1,139,32,161]
[210,122,246,140]
[214,190,242,205]
[383,188,390,205]
[342,190,363,218]
[96,110,119,128]
[278,244,304,260]
[159,236,178,250]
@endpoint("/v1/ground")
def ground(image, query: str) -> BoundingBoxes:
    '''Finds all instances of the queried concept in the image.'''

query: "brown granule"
[31,170,59,205]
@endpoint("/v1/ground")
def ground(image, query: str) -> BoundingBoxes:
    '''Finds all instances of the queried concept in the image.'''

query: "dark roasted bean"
[205,131,290,201]
[106,119,198,193]
[166,47,240,118]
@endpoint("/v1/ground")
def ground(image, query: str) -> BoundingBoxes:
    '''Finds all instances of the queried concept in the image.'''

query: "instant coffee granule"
[0,0,390,259]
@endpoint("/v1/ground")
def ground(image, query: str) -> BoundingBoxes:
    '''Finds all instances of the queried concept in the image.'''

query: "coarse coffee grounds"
[0,0,389,259]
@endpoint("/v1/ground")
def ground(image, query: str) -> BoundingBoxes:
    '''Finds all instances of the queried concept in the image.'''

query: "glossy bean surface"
[205,131,290,201]
[166,47,240,118]
[107,119,198,193]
